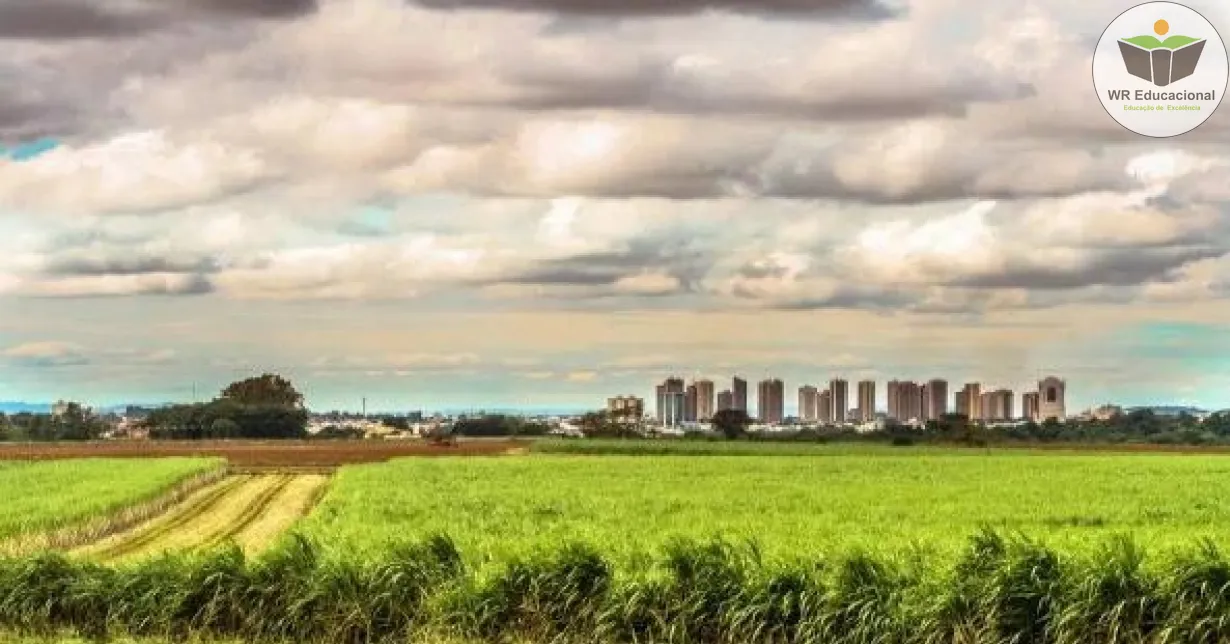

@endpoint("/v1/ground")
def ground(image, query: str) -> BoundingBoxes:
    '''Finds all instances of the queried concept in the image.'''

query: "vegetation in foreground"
[0,459,222,545]
[5,531,1230,643]
[296,452,1230,563]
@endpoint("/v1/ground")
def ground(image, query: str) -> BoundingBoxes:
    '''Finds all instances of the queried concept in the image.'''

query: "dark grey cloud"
[501,239,709,293]
[409,0,896,18]
[490,57,1033,122]
[0,2,157,40]
[0,87,81,140]
[0,0,317,40]
[771,290,913,311]
[44,255,222,278]
[958,246,1228,291]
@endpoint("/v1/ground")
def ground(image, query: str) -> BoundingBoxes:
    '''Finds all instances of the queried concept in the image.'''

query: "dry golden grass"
[75,474,331,562]
[232,474,330,554]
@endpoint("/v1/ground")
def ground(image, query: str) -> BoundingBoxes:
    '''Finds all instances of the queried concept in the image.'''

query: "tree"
[711,409,752,440]
[210,418,241,439]
[219,373,304,409]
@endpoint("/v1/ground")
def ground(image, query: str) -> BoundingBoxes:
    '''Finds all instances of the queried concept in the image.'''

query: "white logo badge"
[1093,1,1228,138]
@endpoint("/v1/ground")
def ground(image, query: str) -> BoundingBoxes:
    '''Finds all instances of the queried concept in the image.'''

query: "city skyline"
[652,373,1074,422]
[1,0,1228,413]
[2,366,1225,416]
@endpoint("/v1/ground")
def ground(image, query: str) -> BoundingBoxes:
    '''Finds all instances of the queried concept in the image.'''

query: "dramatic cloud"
[1,0,1228,410]
[0,0,318,40]
[406,0,896,18]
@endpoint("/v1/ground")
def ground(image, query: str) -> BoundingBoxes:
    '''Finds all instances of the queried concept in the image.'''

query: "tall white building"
[1038,376,1066,421]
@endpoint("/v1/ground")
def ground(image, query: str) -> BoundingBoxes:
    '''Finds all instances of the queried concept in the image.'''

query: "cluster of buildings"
[608,375,1070,429]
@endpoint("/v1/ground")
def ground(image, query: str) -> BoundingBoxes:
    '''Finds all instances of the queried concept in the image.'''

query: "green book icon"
[1118,34,1206,86]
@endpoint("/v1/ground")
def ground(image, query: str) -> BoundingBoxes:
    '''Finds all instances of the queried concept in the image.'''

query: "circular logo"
[1093,1,1228,138]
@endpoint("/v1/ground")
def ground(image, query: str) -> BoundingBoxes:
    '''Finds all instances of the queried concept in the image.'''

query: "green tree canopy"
[711,409,752,440]
[219,373,304,409]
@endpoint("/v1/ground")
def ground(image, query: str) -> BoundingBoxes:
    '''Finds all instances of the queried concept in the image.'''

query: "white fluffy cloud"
[0,131,270,215]
[1,0,1229,409]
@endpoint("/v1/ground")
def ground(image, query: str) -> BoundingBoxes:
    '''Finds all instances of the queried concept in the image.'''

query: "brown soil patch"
[0,438,530,467]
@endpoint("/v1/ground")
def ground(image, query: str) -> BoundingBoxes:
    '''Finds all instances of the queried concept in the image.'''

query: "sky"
[1,0,1229,414]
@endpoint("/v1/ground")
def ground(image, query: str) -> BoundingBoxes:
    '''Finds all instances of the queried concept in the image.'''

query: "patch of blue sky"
[2,138,59,161]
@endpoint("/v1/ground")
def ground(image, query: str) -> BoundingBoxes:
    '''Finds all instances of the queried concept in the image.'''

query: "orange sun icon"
[1155,19,1169,36]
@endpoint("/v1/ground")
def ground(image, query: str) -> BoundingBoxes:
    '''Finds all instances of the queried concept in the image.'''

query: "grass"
[296,448,1230,565]
[6,532,1230,643]
[79,474,330,562]
[10,445,1230,641]
[0,459,223,548]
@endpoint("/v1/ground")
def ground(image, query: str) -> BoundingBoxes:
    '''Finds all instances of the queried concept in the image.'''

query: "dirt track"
[0,438,529,467]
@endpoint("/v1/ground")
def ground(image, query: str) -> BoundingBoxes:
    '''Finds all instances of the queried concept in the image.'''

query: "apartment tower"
[757,378,785,425]
[1022,392,1040,422]
[857,380,876,423]
[656,377,686,427]
[829,379,849,423]
[732,377,748,413]
[798,386,820,422]
[694,379,716,421]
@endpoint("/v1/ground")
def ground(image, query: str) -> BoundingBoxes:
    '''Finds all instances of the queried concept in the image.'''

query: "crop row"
[4,531,1230,644]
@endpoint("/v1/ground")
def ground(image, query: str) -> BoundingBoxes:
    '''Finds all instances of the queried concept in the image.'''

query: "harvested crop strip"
[0,458,223,554]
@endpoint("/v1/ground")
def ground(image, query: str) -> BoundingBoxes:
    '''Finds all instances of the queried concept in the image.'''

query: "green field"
[11,445,1230,642]
[0,458,222,543]
[296,447,1230,564]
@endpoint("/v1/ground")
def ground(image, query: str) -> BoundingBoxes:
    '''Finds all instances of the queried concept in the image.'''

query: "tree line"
[0,403,108,442]
[142,374,308,440]
[1,375,309,442]
[570,407,1230,447]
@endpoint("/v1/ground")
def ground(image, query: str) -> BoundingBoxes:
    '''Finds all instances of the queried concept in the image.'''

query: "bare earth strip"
[76,474,332,562]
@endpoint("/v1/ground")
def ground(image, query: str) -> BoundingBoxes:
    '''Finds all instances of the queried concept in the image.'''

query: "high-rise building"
[1022,392,1040,421]
[717,390,734,412]
[819,389,833,423]
[656,377,686,427]
[1037,376,1066,421]
[857,380,875,422]
[607,396,644,419]
[732,377,748,412]
[980,389,1014,421]
[890,381,922,422]
[957,383,982,420]
[979,391,995,421]
[925,379,949,420]
[996,389,1014,420]
[684,384,698,422]
[829,379,849,423]
[757,378,784,424]
[694,379,716,421]
[798,386,820,422]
